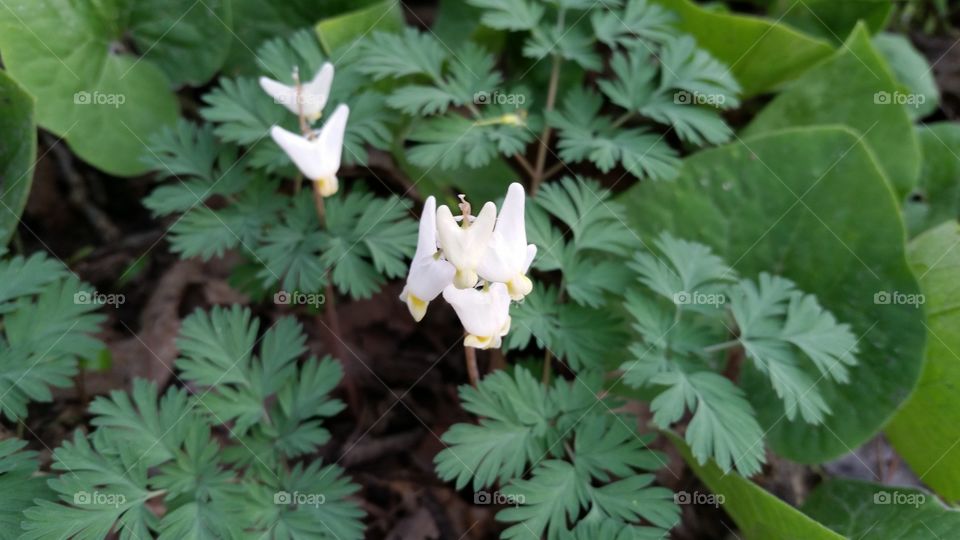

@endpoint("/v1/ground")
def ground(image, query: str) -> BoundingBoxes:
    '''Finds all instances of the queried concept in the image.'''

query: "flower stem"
[313,182,327,227]
[530,52,562,195]
[465,345,479,386]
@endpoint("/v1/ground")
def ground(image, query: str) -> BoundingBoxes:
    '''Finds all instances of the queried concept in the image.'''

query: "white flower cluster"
[401,183,536,349]
[260,63,348,197]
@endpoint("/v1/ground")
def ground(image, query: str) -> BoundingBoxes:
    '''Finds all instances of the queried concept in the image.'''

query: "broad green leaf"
[620,126,924,463]
[744,24,921,197]
[0,70,34,246]
[127,0,233,87]
[801,479,960,538]
[770,0,892,43]
[0,0,180,176]
[651,0,833,96]
[873,33,939,119]
[315,0,404,55]
[903,123,960,236]
[886,222,960,504]
[667,432,844,540]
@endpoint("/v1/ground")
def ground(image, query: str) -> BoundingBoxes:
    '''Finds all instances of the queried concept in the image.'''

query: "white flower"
[270,104,349,197]
[436,200,496,289]
[478,182,537,300]
[443,282,511,349]
[399,196,455,321]
[259,63,334,122]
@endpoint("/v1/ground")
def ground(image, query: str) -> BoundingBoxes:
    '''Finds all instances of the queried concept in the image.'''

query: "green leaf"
[126,0,233,87]
[549,88,680,181]
[356,28,448,80]
[666,432,844,540]
[0,70,35,246]
[592,0,677,47]
[886,222,960,504]
[507,285,628,371]
[744,24,921,197]
[620,126,925,464]
[770,0,892,44]
[873,32,939,119]
[468,0,544,31]
[89,380,194,468]
[22,431,154,540]
[315,0,404,54]
[802,479,960,538]
[0,0,181,176]
[0,439,50,538]
[651,0,833,96]
[496,460,589,540]
[903,123,960,237]
[649,370,765,476]
[435,367,553,490]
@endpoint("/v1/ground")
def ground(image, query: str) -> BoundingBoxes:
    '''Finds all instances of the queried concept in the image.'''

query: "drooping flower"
[270,104,349,197]
[436,200,497,289]
[478,182,537,300]
[399,196,455,321]
[259,63,334,122]
[443,282,511,349]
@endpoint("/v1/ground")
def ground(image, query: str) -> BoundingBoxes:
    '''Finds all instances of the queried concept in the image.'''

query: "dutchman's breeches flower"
[270,104,350,197]
[400,183,537,351]
[436,200,497,289]
[442,282,512,350]
[478,182,537,300]
[259,62,334,121]
[400,196,455,321]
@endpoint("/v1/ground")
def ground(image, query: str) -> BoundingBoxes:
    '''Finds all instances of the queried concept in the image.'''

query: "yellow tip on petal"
[464,334,494,349]
[404,294,428,322]
[453,268,479,289]
[507,274,533,300]
[316,176,338,197]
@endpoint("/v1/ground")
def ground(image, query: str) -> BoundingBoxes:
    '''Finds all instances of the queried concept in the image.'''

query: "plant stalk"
[530,53,563,195]
[465,345,479,386]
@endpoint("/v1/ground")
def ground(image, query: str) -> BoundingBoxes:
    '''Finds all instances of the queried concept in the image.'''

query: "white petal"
[443,283,510,338]
[301,63,334,118]
[407,256,455,301]
[270,126,327,181]
[478,183,531,283]
[259,76,301,117]
[523,244,537,273]
[414,197,439,260]
[317,104,349,174]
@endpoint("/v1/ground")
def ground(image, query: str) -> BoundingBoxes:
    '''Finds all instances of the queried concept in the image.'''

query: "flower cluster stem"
[530,53,562,195]
[465,345,479,386]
